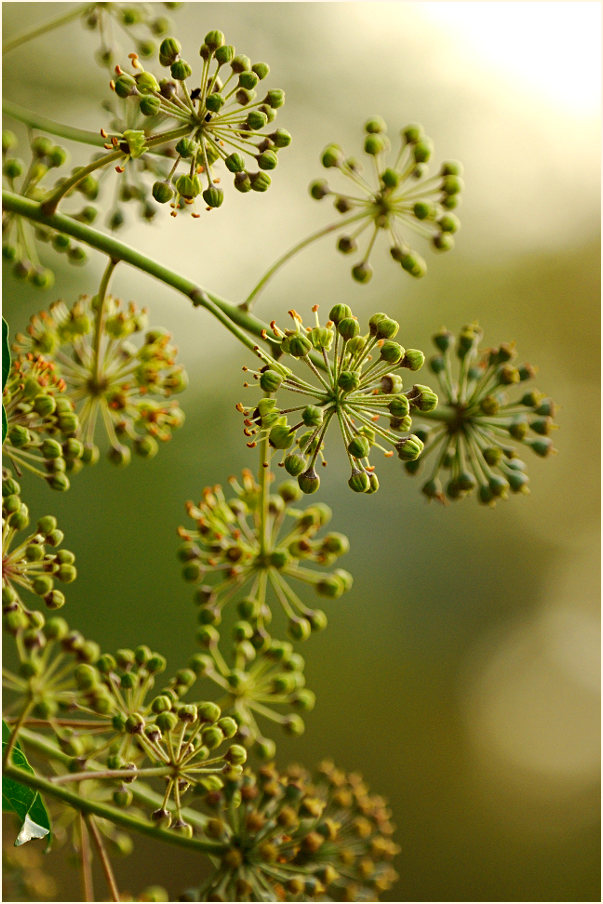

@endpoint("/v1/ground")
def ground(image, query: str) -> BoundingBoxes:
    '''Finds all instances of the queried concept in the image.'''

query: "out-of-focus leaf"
[2,317,10,443]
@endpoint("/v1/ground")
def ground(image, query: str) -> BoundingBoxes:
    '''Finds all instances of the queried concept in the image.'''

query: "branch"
[2,189,279,355]
[3,761,227,855]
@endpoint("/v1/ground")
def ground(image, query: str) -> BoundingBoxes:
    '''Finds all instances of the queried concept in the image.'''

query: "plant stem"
[3,761,227,854]
[16,727,211,832]
[87,815,121,902]
[2,189,279,354]
[240,214,366,311]
[258,435,270,556]
[94,257,118,382]
[3,3,92,53]
[2,700,33,767]
[2,100,107,148]
[80,812,95,903]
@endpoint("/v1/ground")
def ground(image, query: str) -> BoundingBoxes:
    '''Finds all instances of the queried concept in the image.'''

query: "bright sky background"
[418,1,601,117]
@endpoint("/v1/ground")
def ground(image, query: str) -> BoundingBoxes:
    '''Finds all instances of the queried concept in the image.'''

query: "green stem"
[240,213,367,311]
[2,189,279,354]
[94,257,118,382]
[258,435,271,556]
[86,815,121,903]
[2,700,33,768]
[2,99,107,148]
[2,3,92,53]
[79,812,94,903]
[3,762,227,854]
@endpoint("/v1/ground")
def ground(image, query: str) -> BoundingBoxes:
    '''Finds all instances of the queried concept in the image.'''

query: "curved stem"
[2,99,107,148]
[240,213,367,311]
[94,257,118,382]
[2,3,91,53]
[3,761,227,854]
[2,189,279,355]
[86,815,121,903]
[258,435,271,556]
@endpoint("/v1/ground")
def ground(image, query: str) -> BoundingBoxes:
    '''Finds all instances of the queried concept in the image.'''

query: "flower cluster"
[309,118,462,283]
[405,323,558,504]
[240,305,434,494]
[190,633,315,758]
[178,469,352,640]
[3,351,83,490]
[14,295,187,465]
[3,613,99,723]
[2,481,75,613]
[2,131,90,288]
[110,31,289,213]
[82,2,181,70]
[186,761,399,902]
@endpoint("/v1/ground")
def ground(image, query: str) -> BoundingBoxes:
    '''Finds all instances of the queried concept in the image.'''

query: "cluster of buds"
[190,632,315,758]
[3,612,99,723]
[2,481,75,613]
[309,118,462,283]
[3,351,83,490]
[110,31,289,214]
[241,305,435,494]
[178,469,352,640]
[14,295,187,465]
[82,2,181,70]
[1,131,89,288]
[187,761,399,902]
[406,324,558,504]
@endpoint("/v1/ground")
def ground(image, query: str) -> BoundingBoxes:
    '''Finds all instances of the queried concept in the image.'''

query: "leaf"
[2,317,10,444]
[2,720,51,847]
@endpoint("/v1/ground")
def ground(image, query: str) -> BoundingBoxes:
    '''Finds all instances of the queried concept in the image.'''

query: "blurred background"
[2,2,600,901]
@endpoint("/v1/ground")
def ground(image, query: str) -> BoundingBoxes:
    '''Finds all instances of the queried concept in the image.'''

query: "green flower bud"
[406,384,438,412]
[175,137,198,159]
[337,371,359,392]
[231,54,251,73]
[413,138,433,163]
[203,186,224,208]
[215,43,235,64]
[225,153,245,173]
[198,701,221,723]
[381,167,399,188]
[396,434,424,461]
[364,134,385,155]
[284,453,306,476]
[402,124,424,143]
[259,369,283,392]
[400,252,427,277]
[135,71,160,94]
[286,333,311,357]
[250,171,271,192]
[159,37,182,67]
[265,89,285,108]
[388,395,410,418]
[347,435,370,459]
[352,262,373,283]
[288,617,311,641]
[171,59,192,80]
[204,29,225,51]
[114,74,136,98]
[205,92,225,112]
[152,181,174,204]
[269,424,293,449]
[348,468,370,493]
[322,144,343,168]
[379,340,404,364]
[257,149,278,170]
[441,174,464,195]
[175,174,201,199]
[271,128,291,147]
[234,171,252,192]
[32,575,54,596]
[225,744,247,765]
[298,467,320,495]
[402,349,425,371]
[337,317,360,340]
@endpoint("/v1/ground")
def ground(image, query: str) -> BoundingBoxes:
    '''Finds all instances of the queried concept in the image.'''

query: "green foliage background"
[3,3,600,901]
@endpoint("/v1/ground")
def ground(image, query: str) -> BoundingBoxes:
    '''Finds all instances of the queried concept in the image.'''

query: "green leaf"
[2,720,51,847]
[2,317,10,444]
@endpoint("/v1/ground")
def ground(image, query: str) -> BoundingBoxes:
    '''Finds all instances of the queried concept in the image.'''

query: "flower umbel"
[3,351,83,490]
[14,295,187,465]
[407,323,558,504]
[190,635,315,759]
[111,32,289,214]
[178,470,352,639]
[188,761,399,902]
[2,482,76,613]
[310,118,462,283]
[241,305,434,494]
